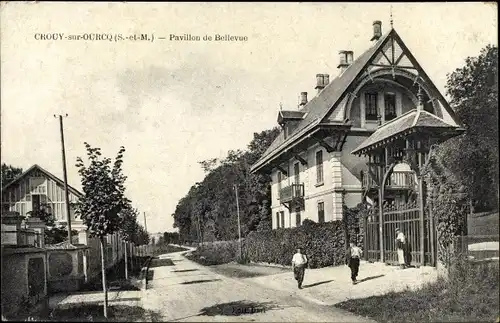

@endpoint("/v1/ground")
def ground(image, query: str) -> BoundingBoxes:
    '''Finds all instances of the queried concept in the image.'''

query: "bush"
[243,220,347,268]
[335,256,499,322]
[186,240,240,266]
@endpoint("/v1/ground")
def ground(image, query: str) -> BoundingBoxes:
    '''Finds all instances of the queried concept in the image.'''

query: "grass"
[184,241,239,266]
[77,257,150,293]
[18,304,163,322]
[335,260,499,323]
[149,258,175,268]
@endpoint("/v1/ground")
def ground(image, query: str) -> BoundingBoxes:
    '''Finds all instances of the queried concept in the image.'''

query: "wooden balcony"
[279,183,305,203]
[361,170,416,190]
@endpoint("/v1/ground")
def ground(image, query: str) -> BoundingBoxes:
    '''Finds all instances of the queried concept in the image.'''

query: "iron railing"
[361,170,416,189]
[279,183,304,202]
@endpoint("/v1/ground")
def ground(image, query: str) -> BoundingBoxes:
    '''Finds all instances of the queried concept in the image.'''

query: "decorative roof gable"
[251,25,463,174]
[1,164,83,198]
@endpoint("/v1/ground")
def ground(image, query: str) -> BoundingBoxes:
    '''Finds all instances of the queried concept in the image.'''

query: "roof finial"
[390,5,394,28]
[279,102,283,111]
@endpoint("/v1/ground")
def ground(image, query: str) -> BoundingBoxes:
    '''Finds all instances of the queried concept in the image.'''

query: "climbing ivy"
[422,149,469,267]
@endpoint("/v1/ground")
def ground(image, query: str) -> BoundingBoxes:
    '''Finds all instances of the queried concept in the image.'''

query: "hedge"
[185,240,240,266]
[243,220,348,269]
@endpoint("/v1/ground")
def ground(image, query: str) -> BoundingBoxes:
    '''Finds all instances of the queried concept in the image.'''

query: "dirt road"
[140,251,374,322]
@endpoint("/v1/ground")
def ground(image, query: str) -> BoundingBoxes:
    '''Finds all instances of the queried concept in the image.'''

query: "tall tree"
[74,143,130,318]
[443,44,498,211]
[1,163,23,188]
[172,127,279,241]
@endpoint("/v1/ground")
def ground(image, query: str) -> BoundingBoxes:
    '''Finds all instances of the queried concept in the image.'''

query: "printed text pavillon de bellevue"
[169,34,248,41]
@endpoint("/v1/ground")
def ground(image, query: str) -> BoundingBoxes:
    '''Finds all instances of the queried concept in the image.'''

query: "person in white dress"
[395,228,407,269]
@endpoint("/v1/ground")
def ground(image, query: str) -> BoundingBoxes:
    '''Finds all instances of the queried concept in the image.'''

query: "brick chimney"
[299,92,308,106]
[315,74,325,93]
[323,74,330,86]
[338,50,354,74]
[371,20,382,41]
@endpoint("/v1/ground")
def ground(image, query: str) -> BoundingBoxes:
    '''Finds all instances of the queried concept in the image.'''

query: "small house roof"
[351,109,465,155]
[1,164,83,198]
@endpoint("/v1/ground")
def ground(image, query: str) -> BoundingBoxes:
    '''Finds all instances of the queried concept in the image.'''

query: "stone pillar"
[1,212,24,246]
[331,152,343,221]
[78,230,89,246]
[25,217,46,248]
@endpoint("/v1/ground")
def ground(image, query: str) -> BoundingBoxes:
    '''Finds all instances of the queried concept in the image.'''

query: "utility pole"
[233,184,242,259]
[55,114,73,243]
[143,212,147,233]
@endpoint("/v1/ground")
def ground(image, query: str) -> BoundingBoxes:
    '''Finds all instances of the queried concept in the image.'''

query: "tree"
[172,127,280,241]
[74,143,129,318]
[443,44,498,211]
[1,163,23,188]
[119,205,139,279]
[136,224,150,245]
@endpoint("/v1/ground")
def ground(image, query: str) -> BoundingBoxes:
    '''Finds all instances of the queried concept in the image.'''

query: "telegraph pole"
[54,114,73,243]
[233,184,242,259]
[143,212,147,233]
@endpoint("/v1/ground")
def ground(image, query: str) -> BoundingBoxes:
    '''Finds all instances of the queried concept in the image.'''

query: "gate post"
[363,213,368,261]
[418,176,425,266]
[429,200,435,266]
[378,187,384,263]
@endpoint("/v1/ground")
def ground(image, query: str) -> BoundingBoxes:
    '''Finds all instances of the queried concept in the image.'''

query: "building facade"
[1,164,86,231]
[250,21,461,230]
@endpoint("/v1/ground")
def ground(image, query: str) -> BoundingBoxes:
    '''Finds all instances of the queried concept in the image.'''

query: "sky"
[1,2,497,233]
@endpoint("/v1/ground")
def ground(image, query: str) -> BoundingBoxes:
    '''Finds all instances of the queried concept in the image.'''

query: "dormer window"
[365,92,378,120]
[385,93,397,121]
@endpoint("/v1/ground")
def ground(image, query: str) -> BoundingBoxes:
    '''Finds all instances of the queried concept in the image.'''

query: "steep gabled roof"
[1,164,83,198]
[351,109,465,155]
[252,31,393,172]
[252,26,464,174]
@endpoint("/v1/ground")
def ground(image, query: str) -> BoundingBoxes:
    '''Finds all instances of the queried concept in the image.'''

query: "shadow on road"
[109,297,141,303]
[197,300,282,316]
[180,279,221,285]
[172,269,199,273]
[302,280,334,289]
[150,259,175,268]
[357,274,385,283]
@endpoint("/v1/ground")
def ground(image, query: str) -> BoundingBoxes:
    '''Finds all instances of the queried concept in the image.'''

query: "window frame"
[293,162,300,185]
[295,211,301,227]
[316,150,324,184]
[365,92,378,121]
[384,92,397,121]
[318,202,325,223]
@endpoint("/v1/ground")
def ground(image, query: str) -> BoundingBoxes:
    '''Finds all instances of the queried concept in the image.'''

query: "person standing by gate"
[292,247,308,289]
[346,241,363,284]
[395,228,407,269]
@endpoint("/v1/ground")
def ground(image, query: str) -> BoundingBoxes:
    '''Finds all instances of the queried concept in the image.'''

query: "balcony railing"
[279,183,305,203]
[361,170,416,189]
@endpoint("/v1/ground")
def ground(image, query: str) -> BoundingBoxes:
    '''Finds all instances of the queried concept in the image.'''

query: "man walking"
[345,241,363,284]
[292,247,308,289]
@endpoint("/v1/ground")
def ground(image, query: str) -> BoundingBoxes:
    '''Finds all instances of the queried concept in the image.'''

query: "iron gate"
[364,202,436,266]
